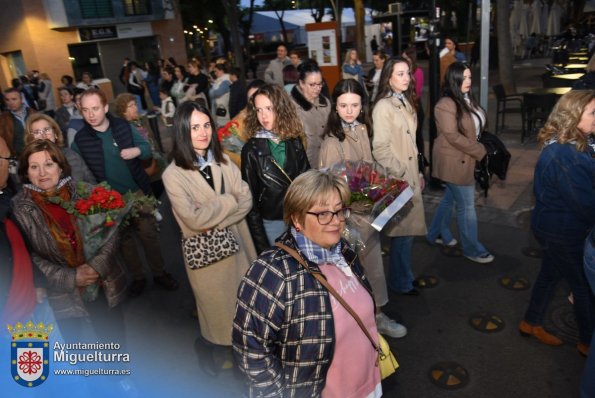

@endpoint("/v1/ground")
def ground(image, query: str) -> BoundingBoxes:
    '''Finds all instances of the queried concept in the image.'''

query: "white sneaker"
[376,312,407,338]
[465,253,495,264]
[435,237,458,247]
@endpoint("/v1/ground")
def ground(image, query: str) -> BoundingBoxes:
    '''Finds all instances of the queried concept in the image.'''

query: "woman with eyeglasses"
[25,113,96,184]
[241,84,310,254]
[320,78,407,339]
[289,61,331,167]
[372,57,426,296]
[233,169,381,397]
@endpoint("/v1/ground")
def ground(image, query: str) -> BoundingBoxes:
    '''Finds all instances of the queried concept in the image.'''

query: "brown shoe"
[519,320,563,346]
[578,343,590,357]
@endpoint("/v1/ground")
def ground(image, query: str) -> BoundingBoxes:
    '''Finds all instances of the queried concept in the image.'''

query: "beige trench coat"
[318,125,389,307]
[162,155,257,345]
[372,96,426,237]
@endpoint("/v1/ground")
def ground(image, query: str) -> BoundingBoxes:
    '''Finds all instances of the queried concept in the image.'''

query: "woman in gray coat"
[290,61,331,167]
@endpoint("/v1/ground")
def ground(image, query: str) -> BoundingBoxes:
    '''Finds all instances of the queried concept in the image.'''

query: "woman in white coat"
[372,57,426,296]
[162,101,257,373]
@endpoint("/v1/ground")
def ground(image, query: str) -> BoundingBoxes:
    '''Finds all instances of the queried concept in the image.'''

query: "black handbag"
[475,131,511,197]
[478,131,511,180]
[216,106,227,117]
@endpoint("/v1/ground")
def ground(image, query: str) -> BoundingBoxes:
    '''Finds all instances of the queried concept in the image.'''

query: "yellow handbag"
[275,242,400,380]
[377,333,399,379]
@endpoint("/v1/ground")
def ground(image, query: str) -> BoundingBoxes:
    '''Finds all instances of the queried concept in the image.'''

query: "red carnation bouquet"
[327,160,414,232]
[50,181,157,301]
[217,120,245,154]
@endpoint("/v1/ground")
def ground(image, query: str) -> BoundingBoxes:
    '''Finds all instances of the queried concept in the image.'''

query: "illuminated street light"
[208,19,213,23]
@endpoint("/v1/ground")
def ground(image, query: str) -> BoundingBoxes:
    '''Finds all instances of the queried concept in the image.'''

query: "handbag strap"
[274,242,381,354]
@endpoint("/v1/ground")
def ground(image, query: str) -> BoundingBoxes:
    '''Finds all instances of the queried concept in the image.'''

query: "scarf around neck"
[194,149,214,170]
[291,227,353,277]
[254,129,280,141]
[27,178,84,268]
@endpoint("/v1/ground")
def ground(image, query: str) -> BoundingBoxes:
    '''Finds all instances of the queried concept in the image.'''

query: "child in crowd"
[159,87,176,128]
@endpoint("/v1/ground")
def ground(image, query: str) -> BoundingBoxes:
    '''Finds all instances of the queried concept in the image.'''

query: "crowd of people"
[0,41,593,397]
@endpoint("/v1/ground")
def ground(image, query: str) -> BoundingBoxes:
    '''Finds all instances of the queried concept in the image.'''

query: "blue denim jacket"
[532,142,595,244]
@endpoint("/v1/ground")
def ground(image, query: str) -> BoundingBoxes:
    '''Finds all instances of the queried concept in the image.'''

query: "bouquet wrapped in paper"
[217,119,245,154]
[50,181,157,301]
[328,160,414,232]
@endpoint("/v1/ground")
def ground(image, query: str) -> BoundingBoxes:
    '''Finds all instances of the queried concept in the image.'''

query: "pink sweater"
[413,67,424,100]
[319,264,382,398]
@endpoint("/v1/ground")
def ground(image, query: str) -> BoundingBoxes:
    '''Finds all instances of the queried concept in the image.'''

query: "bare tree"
[496,0,515,93]
[265,0,290,43]
[308,0,326,23]
[328,0,343,44]
[222,0,245,79]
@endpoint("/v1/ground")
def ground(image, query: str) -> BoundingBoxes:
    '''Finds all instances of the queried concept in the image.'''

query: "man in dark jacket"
[72,88,179,297]
[0,88,36,156]
[228,67,247,119]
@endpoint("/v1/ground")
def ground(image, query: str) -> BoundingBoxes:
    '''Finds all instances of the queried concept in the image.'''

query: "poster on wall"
[307,29,337,66]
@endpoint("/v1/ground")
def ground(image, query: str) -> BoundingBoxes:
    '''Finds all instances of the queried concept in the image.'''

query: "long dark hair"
[171,101,226,170]
[442,62,485,135]
[373,57,417,110]
[323,78,372,141]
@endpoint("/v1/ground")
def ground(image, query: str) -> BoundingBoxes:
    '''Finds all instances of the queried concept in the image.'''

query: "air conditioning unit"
[389,3,402,15]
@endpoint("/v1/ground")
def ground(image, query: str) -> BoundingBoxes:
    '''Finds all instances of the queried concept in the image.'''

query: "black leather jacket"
[241,137,310,254]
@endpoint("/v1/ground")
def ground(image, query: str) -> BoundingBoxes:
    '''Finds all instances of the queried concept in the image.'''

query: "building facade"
[0,0,185,100]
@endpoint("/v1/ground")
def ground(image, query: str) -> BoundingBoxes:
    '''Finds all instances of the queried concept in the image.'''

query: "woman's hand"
[75,264,100,287]
[35,288,47,304]
[120,147,141,160]
[419,174,426,191]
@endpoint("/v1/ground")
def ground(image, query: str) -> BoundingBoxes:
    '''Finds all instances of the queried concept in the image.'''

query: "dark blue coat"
[532,141,595,244]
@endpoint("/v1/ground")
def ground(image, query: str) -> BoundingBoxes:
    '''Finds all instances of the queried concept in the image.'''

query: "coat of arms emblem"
[7,321,53,387]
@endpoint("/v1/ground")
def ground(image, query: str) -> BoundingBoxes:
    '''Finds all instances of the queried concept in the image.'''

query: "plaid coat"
[232,230,374,397]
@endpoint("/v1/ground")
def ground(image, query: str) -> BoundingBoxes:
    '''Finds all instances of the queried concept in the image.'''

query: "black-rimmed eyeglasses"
[306,207,351,225]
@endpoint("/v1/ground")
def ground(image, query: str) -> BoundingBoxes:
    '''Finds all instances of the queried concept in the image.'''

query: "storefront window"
[79,0,113,18]
[68,43,104,81]
[123,0,151,16]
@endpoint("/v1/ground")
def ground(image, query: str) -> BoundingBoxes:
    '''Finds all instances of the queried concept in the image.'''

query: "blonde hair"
[343,48,358,65]
[245,84,304,140]
[25,113,64,147]
[283,170,350,227]
[538,90,595,152]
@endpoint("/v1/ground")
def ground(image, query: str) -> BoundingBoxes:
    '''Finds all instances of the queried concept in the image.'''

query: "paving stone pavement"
[99,57,588,397]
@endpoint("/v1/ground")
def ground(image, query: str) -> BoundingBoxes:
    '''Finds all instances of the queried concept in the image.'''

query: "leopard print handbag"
[182,228,240,269]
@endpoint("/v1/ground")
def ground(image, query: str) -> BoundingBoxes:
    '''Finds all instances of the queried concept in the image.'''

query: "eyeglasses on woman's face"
[306,207,351,225]
[31,126,54,138]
